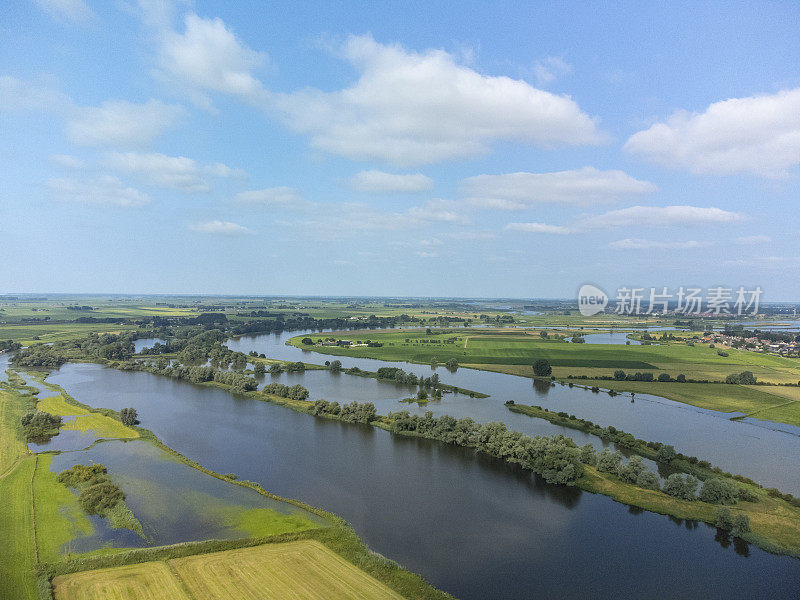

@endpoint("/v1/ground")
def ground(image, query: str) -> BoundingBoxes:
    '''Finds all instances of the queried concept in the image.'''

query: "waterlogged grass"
[53,540,406,600]
[36,394,139,440]
[0,457,37,600]
[33,454,94,563]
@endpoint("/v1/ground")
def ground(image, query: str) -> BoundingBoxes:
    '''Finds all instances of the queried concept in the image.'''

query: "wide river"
[41,332,800,599]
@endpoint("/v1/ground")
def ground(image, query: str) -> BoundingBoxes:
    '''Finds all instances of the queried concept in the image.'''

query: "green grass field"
[290,329,800,426]
[0,457,37,600]
[53,540,406,600]
[36,394,139,440]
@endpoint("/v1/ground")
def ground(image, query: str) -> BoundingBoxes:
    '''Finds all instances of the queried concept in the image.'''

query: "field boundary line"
[30,454,39,564]
[165,560,199,600]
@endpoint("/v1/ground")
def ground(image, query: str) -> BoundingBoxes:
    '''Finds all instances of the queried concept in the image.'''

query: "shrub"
[617,455,646,484]
[655,444,677,463]
[732,513,751,537]
[79,482,125,516]
[676,374,686,383]
[657,373,671,382]
[636,470,660,491]
[699,477,739,505]
[663,473,699,500]
[715,507,733,530]
[532,359,552,377]
[737,487,758,503]
[596,448,622,474]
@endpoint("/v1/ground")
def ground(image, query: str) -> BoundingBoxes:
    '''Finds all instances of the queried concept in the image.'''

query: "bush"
[657,373,671,382]
[676,374,686,383]
[636,470,660,491]
[617,455,646,484]
[655,444,677,463]
[732,513,751,537]
[597,448,622,474]
[613,370,626,381]
[715,507,734,530]
[532,359,552,377]
[663,473,699,500]
[699,477,739,505]
[79,482,125,516]
[737,487,758,503]
[726,371,757,385]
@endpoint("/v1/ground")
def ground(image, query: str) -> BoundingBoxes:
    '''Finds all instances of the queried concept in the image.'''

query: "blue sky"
[1,0,799,299]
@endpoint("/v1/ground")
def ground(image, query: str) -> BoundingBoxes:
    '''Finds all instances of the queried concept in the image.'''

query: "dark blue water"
[47,363,800,599]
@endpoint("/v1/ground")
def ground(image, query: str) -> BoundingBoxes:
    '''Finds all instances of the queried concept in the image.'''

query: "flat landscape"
[53,540,404,600]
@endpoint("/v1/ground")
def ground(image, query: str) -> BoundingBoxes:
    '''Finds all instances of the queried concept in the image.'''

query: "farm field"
[289,329,800,426]
[52,540,405,600]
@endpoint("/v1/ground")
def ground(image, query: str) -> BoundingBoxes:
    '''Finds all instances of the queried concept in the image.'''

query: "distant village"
[700,332,800,357]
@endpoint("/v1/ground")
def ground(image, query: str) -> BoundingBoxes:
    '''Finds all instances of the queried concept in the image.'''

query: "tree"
[732,513,751,537]
[657,373,671,382]
[539,330,548,338]
[596,448,622,473]
[618,455,646,484]
[120,408,138,426]
[301,337,313,345]
[715,507,734,530]
[655,444,677,463]
[532,359,552,377]
[613,370,626,381]
[663,473,698,500]
[676,374,686,383]
[329,360,342,373]
[445,358,459,371]
[269,363,283,375]
[726,371,757,385]
[636,470,660,490]
[700,477,739,505]
[253,363,266,377]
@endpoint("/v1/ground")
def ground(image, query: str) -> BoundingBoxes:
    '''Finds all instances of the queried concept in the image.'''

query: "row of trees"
[263,383,309,400]
[309,399,377,423]
[388,410,585,485]
[376,367,440,388]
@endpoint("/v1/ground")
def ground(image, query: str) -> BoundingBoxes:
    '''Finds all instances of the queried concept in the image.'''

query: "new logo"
[578,284,608,316]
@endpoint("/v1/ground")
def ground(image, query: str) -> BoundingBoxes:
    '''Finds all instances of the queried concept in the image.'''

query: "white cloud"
[235,187,306,207]
[416,251,438,258]
[625,88,800,177]
[0,76,71,112]
[67,99,185,148]
[462,167,655,209]
[736,235,771,245]
[156,13,267,107]
[406,199,463,223]
[441,230,496,240]
[103,152,244,192]
[273,34,603,165]
[609,238,711,249]
[725,256,800,269]
[49,154,85,169]
[533,56,572,86]
[189,220,253,235]
[581,205,743,229]
[48,176,150,207]
[350,170,434,193]
[33,0,93,22]
[297,199,465,234]
[505,222,575,234]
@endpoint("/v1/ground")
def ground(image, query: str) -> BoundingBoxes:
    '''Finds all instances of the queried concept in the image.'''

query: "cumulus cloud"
[272,34,603,165]
[625,88,800,177]
[235,187,307,207]
[462,167,655,209]
[189,220,253,235]
[297,199,465,234]
[155,13,268,107]
[103,152,244,192]
[33,0,93,22]
[67,99,185,148]
[48,176,150,207]
[533,56,572,86]
[609,238,711,249]
[505,222,575,234]
[49,154,85,169]
[0,76,71,112]
[581,205,743,229]
[350,170,434,193]
[736,235,771,245]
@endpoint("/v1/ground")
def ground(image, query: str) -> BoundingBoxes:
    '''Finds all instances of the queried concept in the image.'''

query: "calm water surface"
[47,362,800,599]
[226,330,800,494]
